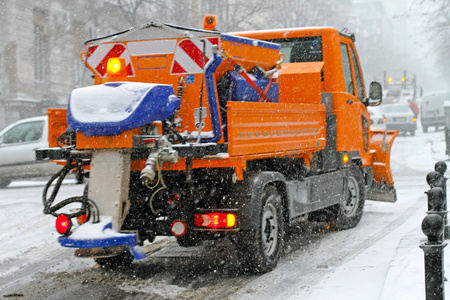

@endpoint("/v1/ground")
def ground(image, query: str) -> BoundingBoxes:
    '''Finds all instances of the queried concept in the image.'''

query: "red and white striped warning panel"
[87,43,134,78]
[171,37,220,74]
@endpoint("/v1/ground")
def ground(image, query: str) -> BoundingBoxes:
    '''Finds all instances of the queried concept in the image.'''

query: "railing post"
[435,161,449,238]
[420,213,447,300]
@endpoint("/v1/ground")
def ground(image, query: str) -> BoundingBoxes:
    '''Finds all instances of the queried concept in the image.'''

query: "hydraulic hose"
[42,158,99,222]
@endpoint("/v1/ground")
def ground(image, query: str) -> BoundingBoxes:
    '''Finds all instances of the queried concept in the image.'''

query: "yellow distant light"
[413,117,417,122]
[387,77,393,82]
[401,77,405,81]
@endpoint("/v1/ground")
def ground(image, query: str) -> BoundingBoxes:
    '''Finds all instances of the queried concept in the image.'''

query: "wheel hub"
[262,203,278,257]
[344,176,360,216]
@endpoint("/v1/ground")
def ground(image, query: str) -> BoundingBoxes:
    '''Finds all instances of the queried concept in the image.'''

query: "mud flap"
[367,129,399,203]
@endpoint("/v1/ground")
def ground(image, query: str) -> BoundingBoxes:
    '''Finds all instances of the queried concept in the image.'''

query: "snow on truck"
[37,17,398,273]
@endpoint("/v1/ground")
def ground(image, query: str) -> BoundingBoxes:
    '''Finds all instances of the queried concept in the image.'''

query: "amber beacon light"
[107,57,127,78]
[203,14,217,31]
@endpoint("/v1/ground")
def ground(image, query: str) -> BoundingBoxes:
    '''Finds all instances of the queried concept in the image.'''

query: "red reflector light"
[56,214,72,235]
[194,213,236,228]
[171,220,187,237]
[142,138,158,144]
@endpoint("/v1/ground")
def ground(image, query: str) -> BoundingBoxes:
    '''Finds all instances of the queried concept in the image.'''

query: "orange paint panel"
[76,128,140,149]
[278,62,324,104]
[47,108,68,148]
[227,102,326,157]
[137,55,168,69]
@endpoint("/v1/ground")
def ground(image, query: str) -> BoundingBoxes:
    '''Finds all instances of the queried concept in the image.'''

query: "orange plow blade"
[366,129,399,203]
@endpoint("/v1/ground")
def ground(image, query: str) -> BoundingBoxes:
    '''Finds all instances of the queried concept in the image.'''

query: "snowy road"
[0,128,448,299]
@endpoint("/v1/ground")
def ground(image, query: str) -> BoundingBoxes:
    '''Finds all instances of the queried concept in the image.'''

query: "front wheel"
[330,165,365,230]
[237,185,284,273]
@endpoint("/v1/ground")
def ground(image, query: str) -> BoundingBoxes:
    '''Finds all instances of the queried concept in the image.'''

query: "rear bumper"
[421,116,446,127]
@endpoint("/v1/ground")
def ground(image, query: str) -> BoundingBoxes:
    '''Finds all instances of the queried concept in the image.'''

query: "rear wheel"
[237,185,284,273]
[330,165,365,230]
[423,126,428,133]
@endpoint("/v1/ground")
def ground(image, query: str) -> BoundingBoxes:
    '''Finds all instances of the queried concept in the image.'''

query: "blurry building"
[0,0,136,130]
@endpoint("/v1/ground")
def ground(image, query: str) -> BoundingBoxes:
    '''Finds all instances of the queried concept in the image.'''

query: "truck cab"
[233,27,394,189]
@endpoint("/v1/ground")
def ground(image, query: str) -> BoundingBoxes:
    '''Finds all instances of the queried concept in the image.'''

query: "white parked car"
[368,107,386,130]
[0,116,62,188]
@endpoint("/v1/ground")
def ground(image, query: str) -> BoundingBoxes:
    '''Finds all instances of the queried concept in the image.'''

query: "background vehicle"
[368,107,386,130]
[381,104,417,136]
[38,19,397,272]
[0,116,62,188]
[382,70,422,105]
[421,91,449,133]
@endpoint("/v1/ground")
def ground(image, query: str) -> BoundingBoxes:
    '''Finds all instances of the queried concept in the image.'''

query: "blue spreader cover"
[67,82,181,136]
[217,71,279,103]
[58,218,146,260]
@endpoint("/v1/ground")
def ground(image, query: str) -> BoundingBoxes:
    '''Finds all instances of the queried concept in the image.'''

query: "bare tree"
[409,0,450,78]
[103,0,168,25]
[266,0,351,30]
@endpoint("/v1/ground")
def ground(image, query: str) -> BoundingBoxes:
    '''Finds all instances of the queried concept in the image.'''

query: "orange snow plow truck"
[38,18,397,273]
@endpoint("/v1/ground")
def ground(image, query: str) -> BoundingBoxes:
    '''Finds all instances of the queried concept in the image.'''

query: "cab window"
[350,45,364,101]
[267,36,323,63]
[340,43,354,95]
[1,121,44,144]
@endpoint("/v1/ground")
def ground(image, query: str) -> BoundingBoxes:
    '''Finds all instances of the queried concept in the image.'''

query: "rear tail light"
[377,119,384,124]
[56,214,72,235]
[194,213,237,228]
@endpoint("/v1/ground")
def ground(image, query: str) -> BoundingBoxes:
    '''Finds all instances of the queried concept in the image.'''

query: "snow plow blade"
[366,182,397,203]
[58,217,146,260]
[367,130,399,203]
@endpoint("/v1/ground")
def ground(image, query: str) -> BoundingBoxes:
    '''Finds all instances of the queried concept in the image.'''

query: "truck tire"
[423,126,428,133]
[236,185,284,273]
[330,165,365,230]
[94,252,134,269]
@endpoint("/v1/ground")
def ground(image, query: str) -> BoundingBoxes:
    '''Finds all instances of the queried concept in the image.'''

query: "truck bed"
[227,102,326,157]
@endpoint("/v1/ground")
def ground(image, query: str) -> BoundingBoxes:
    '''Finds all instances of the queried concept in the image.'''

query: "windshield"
[266,36,322,63]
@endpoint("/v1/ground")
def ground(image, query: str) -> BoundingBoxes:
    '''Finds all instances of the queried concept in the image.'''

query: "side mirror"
[365,81,382,106]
